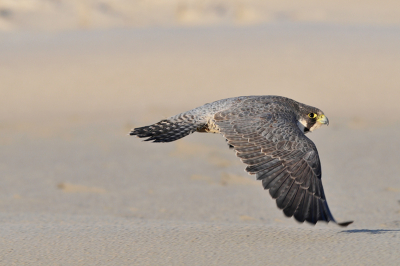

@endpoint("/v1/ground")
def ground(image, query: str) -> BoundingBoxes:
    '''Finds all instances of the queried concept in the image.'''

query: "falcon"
[130,96,353,226]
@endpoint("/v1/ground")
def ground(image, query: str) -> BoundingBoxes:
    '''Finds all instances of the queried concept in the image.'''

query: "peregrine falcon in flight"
[130,96,353,226]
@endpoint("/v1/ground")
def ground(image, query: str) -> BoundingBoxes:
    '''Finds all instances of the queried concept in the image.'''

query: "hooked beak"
[317,114,329,126]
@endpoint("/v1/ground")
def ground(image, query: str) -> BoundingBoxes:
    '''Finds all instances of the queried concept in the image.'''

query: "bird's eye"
[308,113,317,119]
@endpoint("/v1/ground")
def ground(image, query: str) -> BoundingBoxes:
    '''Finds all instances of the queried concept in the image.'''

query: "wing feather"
[278,181,299,209]
[245,159,281,174]
[236,151,265,160]
[302,192,314,222]
[275,177,296,208]
[269,171,291,199]
[236,146,260,153]
[283,188,304,217]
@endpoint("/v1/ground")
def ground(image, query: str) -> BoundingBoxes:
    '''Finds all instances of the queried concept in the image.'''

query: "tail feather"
[130,119,200,143]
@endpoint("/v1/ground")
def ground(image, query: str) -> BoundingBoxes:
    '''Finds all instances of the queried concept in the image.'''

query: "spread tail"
[130,119,200,143]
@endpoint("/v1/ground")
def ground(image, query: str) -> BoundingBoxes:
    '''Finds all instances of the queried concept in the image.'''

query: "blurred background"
[1,0,400,31]
[1,0,400,122]
[1,1,400,264]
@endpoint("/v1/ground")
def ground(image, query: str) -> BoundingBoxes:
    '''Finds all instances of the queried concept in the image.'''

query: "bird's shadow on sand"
[340,229,400,235]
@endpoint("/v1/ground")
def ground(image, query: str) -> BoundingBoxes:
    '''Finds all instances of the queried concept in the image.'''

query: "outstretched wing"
[214,108,351,226]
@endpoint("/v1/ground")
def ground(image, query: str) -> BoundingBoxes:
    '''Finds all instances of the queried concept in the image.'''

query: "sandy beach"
[1,1,400,265]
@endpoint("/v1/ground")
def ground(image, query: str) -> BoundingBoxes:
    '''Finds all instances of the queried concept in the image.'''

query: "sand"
[1,3,400,265]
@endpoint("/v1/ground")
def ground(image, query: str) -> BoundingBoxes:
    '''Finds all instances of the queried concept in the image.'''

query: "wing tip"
[336,220,354,227]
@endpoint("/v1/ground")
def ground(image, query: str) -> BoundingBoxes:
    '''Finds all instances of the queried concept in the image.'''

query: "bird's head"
[296,105,329,134]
